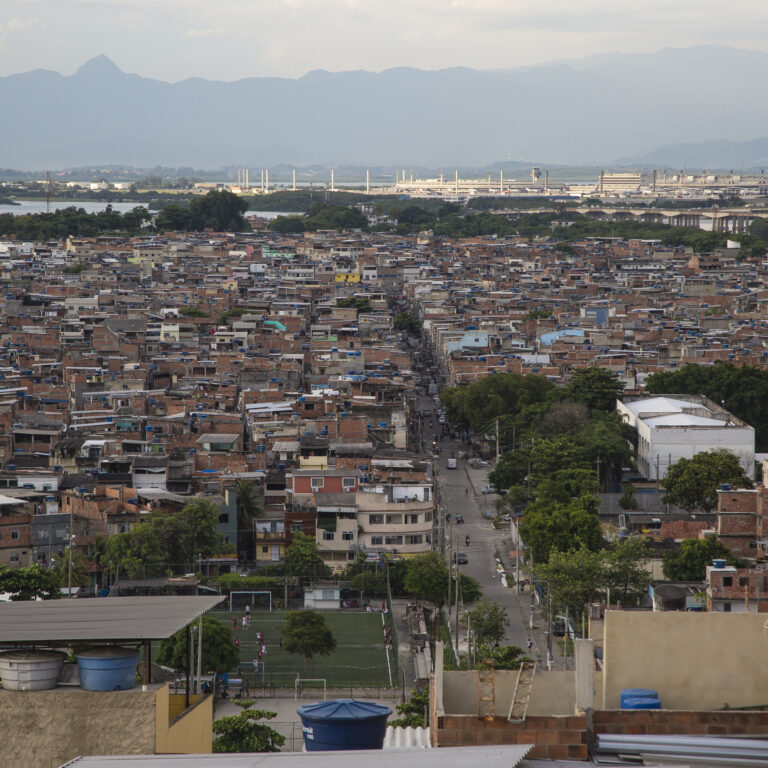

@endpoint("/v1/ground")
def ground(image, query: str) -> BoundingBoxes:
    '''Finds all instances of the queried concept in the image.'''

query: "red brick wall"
[434,715,587,761]
[593,709,768,737]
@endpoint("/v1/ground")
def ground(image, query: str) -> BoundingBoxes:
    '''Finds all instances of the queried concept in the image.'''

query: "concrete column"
[434,640,445,715]
[574,638,594,714]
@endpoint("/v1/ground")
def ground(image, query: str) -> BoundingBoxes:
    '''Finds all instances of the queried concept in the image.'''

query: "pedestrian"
[526,638,533,652]
[235,636,240,649]
[245,603,250,616]
[279,636,283,648]
[242,615,248,631]
[232,616,236,631]
[261,642,267,656]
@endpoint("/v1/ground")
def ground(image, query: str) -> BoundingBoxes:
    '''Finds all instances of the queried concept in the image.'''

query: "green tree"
[52,548,90,589]
[188,190,248,231]
[535,546,605,620]
[393,311,420,334]
[404,552,450,610]
[283,532,331,580]
[475,644,530,670]
[468,599,509,646]
[157,615,239,674]
[0,564,62,600]
[662,449,753,513]
[282,610,336,670]
[662,536,736,581]
[235,479,263,530]
[267,215,306,233]
[458,573,483,605]
[390,687,429,728]
[567,368,625,412]
[520,496,603,564]
[213,702,285,753]
[603,537,651,604]
[618,483,638,511]
[155,203,191,231]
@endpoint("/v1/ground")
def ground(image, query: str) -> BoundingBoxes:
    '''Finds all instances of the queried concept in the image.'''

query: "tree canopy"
[105,498,231,576]
[662,449,753,513]
[468,599,509,646]
[282,610,336,669]
[0,564,62,600]
[662,536,736,581]
[283,532,332,580]
[213,703,285,753]
[156,615,239,674]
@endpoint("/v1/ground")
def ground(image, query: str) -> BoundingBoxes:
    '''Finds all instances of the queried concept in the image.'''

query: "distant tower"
[500,170,503,193]
[245,169,249,189]
[292,169,297,191]
[455,170,459,194]
[488,171,492,192]
[331,169,335,191]
[261,169,265,191]
[531,167,541,183]
[544,170,549,194]
[265,169,269,191]
[366,169,370,194]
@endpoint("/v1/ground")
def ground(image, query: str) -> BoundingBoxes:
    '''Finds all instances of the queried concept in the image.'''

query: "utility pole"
[455,558,460,656]
[547,584,553,671]
[495,418,500,462]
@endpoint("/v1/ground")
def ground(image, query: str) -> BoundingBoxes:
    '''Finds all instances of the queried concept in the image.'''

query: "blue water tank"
[76,647,138,691]
[297,699,392,751]
[620,688,658,708]
[622,696,661,710]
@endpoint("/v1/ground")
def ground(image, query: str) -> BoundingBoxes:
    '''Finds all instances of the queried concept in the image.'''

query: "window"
[405,535,423,545]
[322,530,334,541]
[385,514,402,525]
[739,577,749,587]
[384,535,403,545]
[369,514,383,525]
[219,513,229,524]
[371,536,383,545]
[342,531,354,541]
[406,514,419,525]
[723,576,733,587]
[311,477,324,490]
[425,511,433,522]
[290,523,302,532]
[262,546,269,553]
[342,477,356,488]
[9,553,19,562]
[11,530,19,540]
[723,602,732,612]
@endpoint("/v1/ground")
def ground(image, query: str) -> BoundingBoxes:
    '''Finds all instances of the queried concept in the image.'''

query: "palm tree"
[235,479,263,562]
[52,548,91,591]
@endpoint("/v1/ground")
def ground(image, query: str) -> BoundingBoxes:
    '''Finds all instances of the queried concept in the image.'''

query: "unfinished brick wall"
[434,714,587,761]
[594,709,768,737]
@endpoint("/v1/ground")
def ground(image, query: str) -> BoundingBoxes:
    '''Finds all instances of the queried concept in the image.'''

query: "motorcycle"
[465,535,471,546]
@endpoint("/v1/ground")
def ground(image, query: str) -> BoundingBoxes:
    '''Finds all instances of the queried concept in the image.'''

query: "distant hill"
[615,137,768,171]
[5,46,768,169]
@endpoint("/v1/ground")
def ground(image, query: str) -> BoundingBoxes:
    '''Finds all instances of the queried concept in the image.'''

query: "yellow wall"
[603,611,768,710]
[299,456,328,470]
[155,687,213,754]
[334,273,360,283]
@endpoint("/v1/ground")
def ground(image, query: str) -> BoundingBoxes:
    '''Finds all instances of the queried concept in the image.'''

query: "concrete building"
[617,394,755,481]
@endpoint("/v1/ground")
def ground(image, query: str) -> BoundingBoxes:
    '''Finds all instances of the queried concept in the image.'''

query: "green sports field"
[209,609,394,687]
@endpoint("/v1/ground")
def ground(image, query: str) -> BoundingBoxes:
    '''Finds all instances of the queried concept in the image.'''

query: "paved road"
[418,395,561,667]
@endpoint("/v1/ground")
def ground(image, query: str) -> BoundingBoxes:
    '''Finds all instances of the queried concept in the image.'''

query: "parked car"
[454,552,469,565]
[455,513,465,524]
[481,484,495,494]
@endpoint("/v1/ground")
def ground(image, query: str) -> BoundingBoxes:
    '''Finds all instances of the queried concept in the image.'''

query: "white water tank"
[0,650,65,691]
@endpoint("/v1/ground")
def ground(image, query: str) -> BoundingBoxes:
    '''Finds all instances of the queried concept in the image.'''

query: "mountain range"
[4,46,768,170]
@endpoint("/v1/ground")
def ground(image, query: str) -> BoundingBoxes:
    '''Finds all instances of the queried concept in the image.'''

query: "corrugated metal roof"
[0,595,225,643]
[60,745,532,767]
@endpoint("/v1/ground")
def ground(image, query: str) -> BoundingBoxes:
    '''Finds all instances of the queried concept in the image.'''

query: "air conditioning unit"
[342,487,352,493]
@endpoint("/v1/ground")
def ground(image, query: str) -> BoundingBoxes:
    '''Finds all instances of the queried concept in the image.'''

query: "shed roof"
[0,595,224,644]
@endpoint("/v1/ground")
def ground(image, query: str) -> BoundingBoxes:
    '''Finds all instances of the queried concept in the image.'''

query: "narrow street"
[416,393,563,668]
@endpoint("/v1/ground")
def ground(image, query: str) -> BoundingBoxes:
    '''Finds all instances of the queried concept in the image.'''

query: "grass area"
[209,609,393,688]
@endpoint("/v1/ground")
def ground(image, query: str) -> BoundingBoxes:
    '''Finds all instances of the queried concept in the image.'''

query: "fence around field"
[210,609,393,688]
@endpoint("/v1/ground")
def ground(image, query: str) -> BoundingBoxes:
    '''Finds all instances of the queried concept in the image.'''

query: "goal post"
[229,590,272,612]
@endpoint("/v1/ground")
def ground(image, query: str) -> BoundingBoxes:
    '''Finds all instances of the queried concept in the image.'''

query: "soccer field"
[209,609,394,687]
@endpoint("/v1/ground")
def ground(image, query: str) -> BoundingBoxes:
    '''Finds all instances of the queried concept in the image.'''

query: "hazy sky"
[1,0,767,81]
